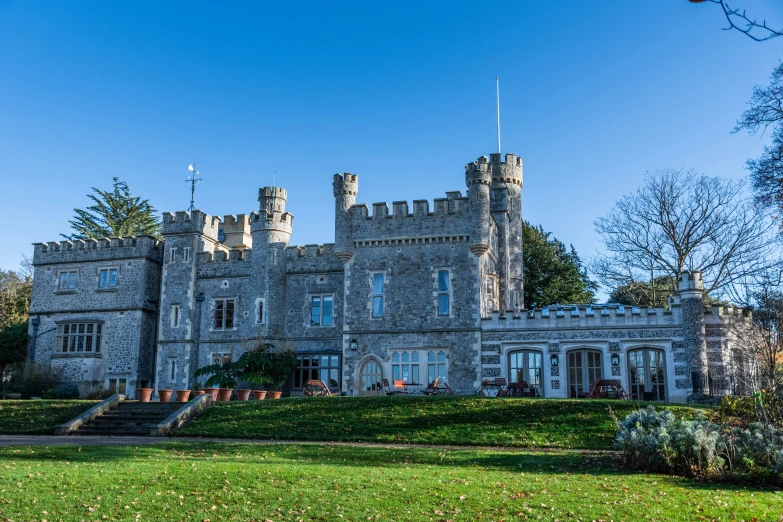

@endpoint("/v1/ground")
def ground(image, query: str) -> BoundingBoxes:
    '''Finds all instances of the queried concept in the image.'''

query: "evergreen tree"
[65,177,160,239]
[522,221,597,309]
[0,265,32,387]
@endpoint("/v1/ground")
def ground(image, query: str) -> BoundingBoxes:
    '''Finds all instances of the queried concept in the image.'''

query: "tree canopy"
[522,221,597,309]
[65,177,160,239]
[0,263,32,379]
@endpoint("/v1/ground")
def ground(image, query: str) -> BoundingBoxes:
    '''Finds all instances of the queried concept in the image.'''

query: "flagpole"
[495,77,501,154]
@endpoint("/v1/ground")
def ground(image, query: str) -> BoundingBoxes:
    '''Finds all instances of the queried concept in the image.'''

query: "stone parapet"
[482,304,680,329]
[33,236,163,265]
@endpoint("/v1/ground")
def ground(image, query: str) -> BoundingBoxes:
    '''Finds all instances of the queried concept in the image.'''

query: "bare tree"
[692,0,783,42]
[593,168,780,301]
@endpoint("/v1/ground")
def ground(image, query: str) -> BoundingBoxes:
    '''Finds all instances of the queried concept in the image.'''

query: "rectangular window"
[58,271,77,290]
[293,354,341,389]
[169,248,177,264]
[108,378,127,395]
[99,268,118,288]
[427,350,447,383]
[169,360,176,382]
[391,351,420,383]
[437,270,450,316]
[372,273,384,317]
[257,299,265,324]
[310,295,334,326]
[56,322,102,353]
[183,247,191,262]
[213,299,236,329]
[212,352,232,365]
[172,305,180,327]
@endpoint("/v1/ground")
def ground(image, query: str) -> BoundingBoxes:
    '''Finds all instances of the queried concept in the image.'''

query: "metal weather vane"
[186,163,202,212]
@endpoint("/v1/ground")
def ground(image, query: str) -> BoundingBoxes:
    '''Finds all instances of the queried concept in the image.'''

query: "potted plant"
[252,390,267,400]
[232,342,297,400]
[193,382,206,396]
[236,389,251,401]
[176,389,191,402]
[136,387,153,402]
[195,359,240,402]
[262,346,297,399]
[158,388,173,402]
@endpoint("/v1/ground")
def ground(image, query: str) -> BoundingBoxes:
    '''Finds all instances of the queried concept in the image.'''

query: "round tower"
[489,153,524,310]
[678,270,708,395]
[252,186,293,246]
[333,173,358,262]
[465,156,492,256]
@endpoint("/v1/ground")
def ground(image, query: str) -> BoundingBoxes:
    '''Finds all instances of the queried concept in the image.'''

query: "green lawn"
[0,400,98,435]
[179,396,704,450]
[0,442,778,521]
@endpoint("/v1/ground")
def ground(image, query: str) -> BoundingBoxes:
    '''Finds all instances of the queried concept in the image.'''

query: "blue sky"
[1,1,782,297]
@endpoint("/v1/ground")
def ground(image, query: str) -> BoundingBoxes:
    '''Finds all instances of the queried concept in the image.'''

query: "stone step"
[77,427,155,435]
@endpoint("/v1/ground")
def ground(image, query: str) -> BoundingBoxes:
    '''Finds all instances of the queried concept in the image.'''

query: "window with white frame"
[372,273,385,317]
[310,295,334,326]
[485,276,497,314]
[211,352,232,365]
[99,268,118,288]
[169,247,177,264]
[427,350,447,383]
[183,247,191,262]
[58,270,77,290]
[108,377,127,395]
[213,298,235,329]
[56,322,102,353]
[168,359,177,382]
[171,305,180,327]
[437,270,450,316]
[391,350,420,383]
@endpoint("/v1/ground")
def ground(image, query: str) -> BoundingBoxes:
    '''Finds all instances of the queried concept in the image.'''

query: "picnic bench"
[585,379,631,400]
[303,379,335,396]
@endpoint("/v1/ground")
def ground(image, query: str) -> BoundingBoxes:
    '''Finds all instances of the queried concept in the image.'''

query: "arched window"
[508,350,543,397]
[628,348,666,401]
[567,349,602,398]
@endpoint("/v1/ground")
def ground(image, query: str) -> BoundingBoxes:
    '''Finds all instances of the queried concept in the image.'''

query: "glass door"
[628,349,666,401]
[567,349,602,397]
[359,359,383,396]
[508,350,544,397]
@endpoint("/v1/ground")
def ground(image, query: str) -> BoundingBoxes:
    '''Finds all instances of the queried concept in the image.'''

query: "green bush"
[21,366,61,398]
[717,393,783,427]
[52,383,80,399]
[616,405,783,484]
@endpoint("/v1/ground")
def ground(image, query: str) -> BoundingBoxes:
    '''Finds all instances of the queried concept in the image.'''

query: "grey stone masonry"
[27,152,749,404]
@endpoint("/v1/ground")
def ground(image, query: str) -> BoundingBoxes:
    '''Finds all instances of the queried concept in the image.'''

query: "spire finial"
[495,77,501,155]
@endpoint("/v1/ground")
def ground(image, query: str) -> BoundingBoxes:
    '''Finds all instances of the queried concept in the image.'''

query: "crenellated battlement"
[286,243,335,258]
[250,209,294,234]
[221,214,252,249]
[465,153,523,187]
[285,243,342,273]
[32,235,163,265]
[349,193,470,221]
[482,303,681,329]
[161,210,221,239]
[258,186,287,201]
[333,173,359,196]
[198,248,249,263]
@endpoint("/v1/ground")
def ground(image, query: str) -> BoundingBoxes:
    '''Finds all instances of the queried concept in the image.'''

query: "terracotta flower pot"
[204,387,219,401]
[252,390,267,400]
[158,389,173,402]
[268,391,282,399]
[217,388,233,402]
[136,388,153,402]
[195,390,206,396]
[176,390,191,402]
[236,389,251,401]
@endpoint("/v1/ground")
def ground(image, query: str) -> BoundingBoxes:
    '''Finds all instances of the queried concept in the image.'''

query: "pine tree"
[64,177,160,239]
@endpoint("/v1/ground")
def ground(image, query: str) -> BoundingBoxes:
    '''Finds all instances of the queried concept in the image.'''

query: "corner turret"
[333,173,358,262]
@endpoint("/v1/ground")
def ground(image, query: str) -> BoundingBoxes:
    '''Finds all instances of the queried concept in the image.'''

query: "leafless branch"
[703,0,783,42]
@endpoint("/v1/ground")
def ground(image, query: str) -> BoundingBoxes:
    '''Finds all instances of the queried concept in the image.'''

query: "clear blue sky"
[1,1,782,297]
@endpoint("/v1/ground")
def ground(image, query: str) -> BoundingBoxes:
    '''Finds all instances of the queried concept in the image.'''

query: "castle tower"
[679,271,708,394]
[489,153,524,312]
[465,157,492,257]
[251,186,294,339]
[333,173,358,263]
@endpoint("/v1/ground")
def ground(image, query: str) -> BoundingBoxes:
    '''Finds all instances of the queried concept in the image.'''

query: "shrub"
[52,383,80,399]
[21,365,61,398]
[616,405,783,484]
[717,393,783,428]
[83,388,114,400]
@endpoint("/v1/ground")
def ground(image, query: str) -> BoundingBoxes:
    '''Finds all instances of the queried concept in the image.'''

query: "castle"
[27,153,747,402]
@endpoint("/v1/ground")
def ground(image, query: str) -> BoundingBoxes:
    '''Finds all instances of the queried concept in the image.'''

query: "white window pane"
[99,270,107,288]
[109,269,117,287]
[311,297,321,325]
[68,272,77,288]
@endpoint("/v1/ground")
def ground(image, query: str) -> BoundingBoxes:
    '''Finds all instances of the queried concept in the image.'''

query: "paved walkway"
[0,435,618,454]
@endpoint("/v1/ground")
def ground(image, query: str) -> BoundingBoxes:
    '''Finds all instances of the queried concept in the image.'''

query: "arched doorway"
[567,349,602,398]
[358,358,383,396]
[628,348,666,401]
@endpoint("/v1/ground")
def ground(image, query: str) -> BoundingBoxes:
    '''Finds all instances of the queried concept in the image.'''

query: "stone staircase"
[74,401,183,436]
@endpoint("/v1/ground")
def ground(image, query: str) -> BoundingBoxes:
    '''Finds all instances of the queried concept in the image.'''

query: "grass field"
[0,400,98,435]
[178,396,704,450]
[0,442,779,521]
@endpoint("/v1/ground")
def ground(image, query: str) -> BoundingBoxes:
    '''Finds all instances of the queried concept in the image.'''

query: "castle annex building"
[28,153,746,402]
